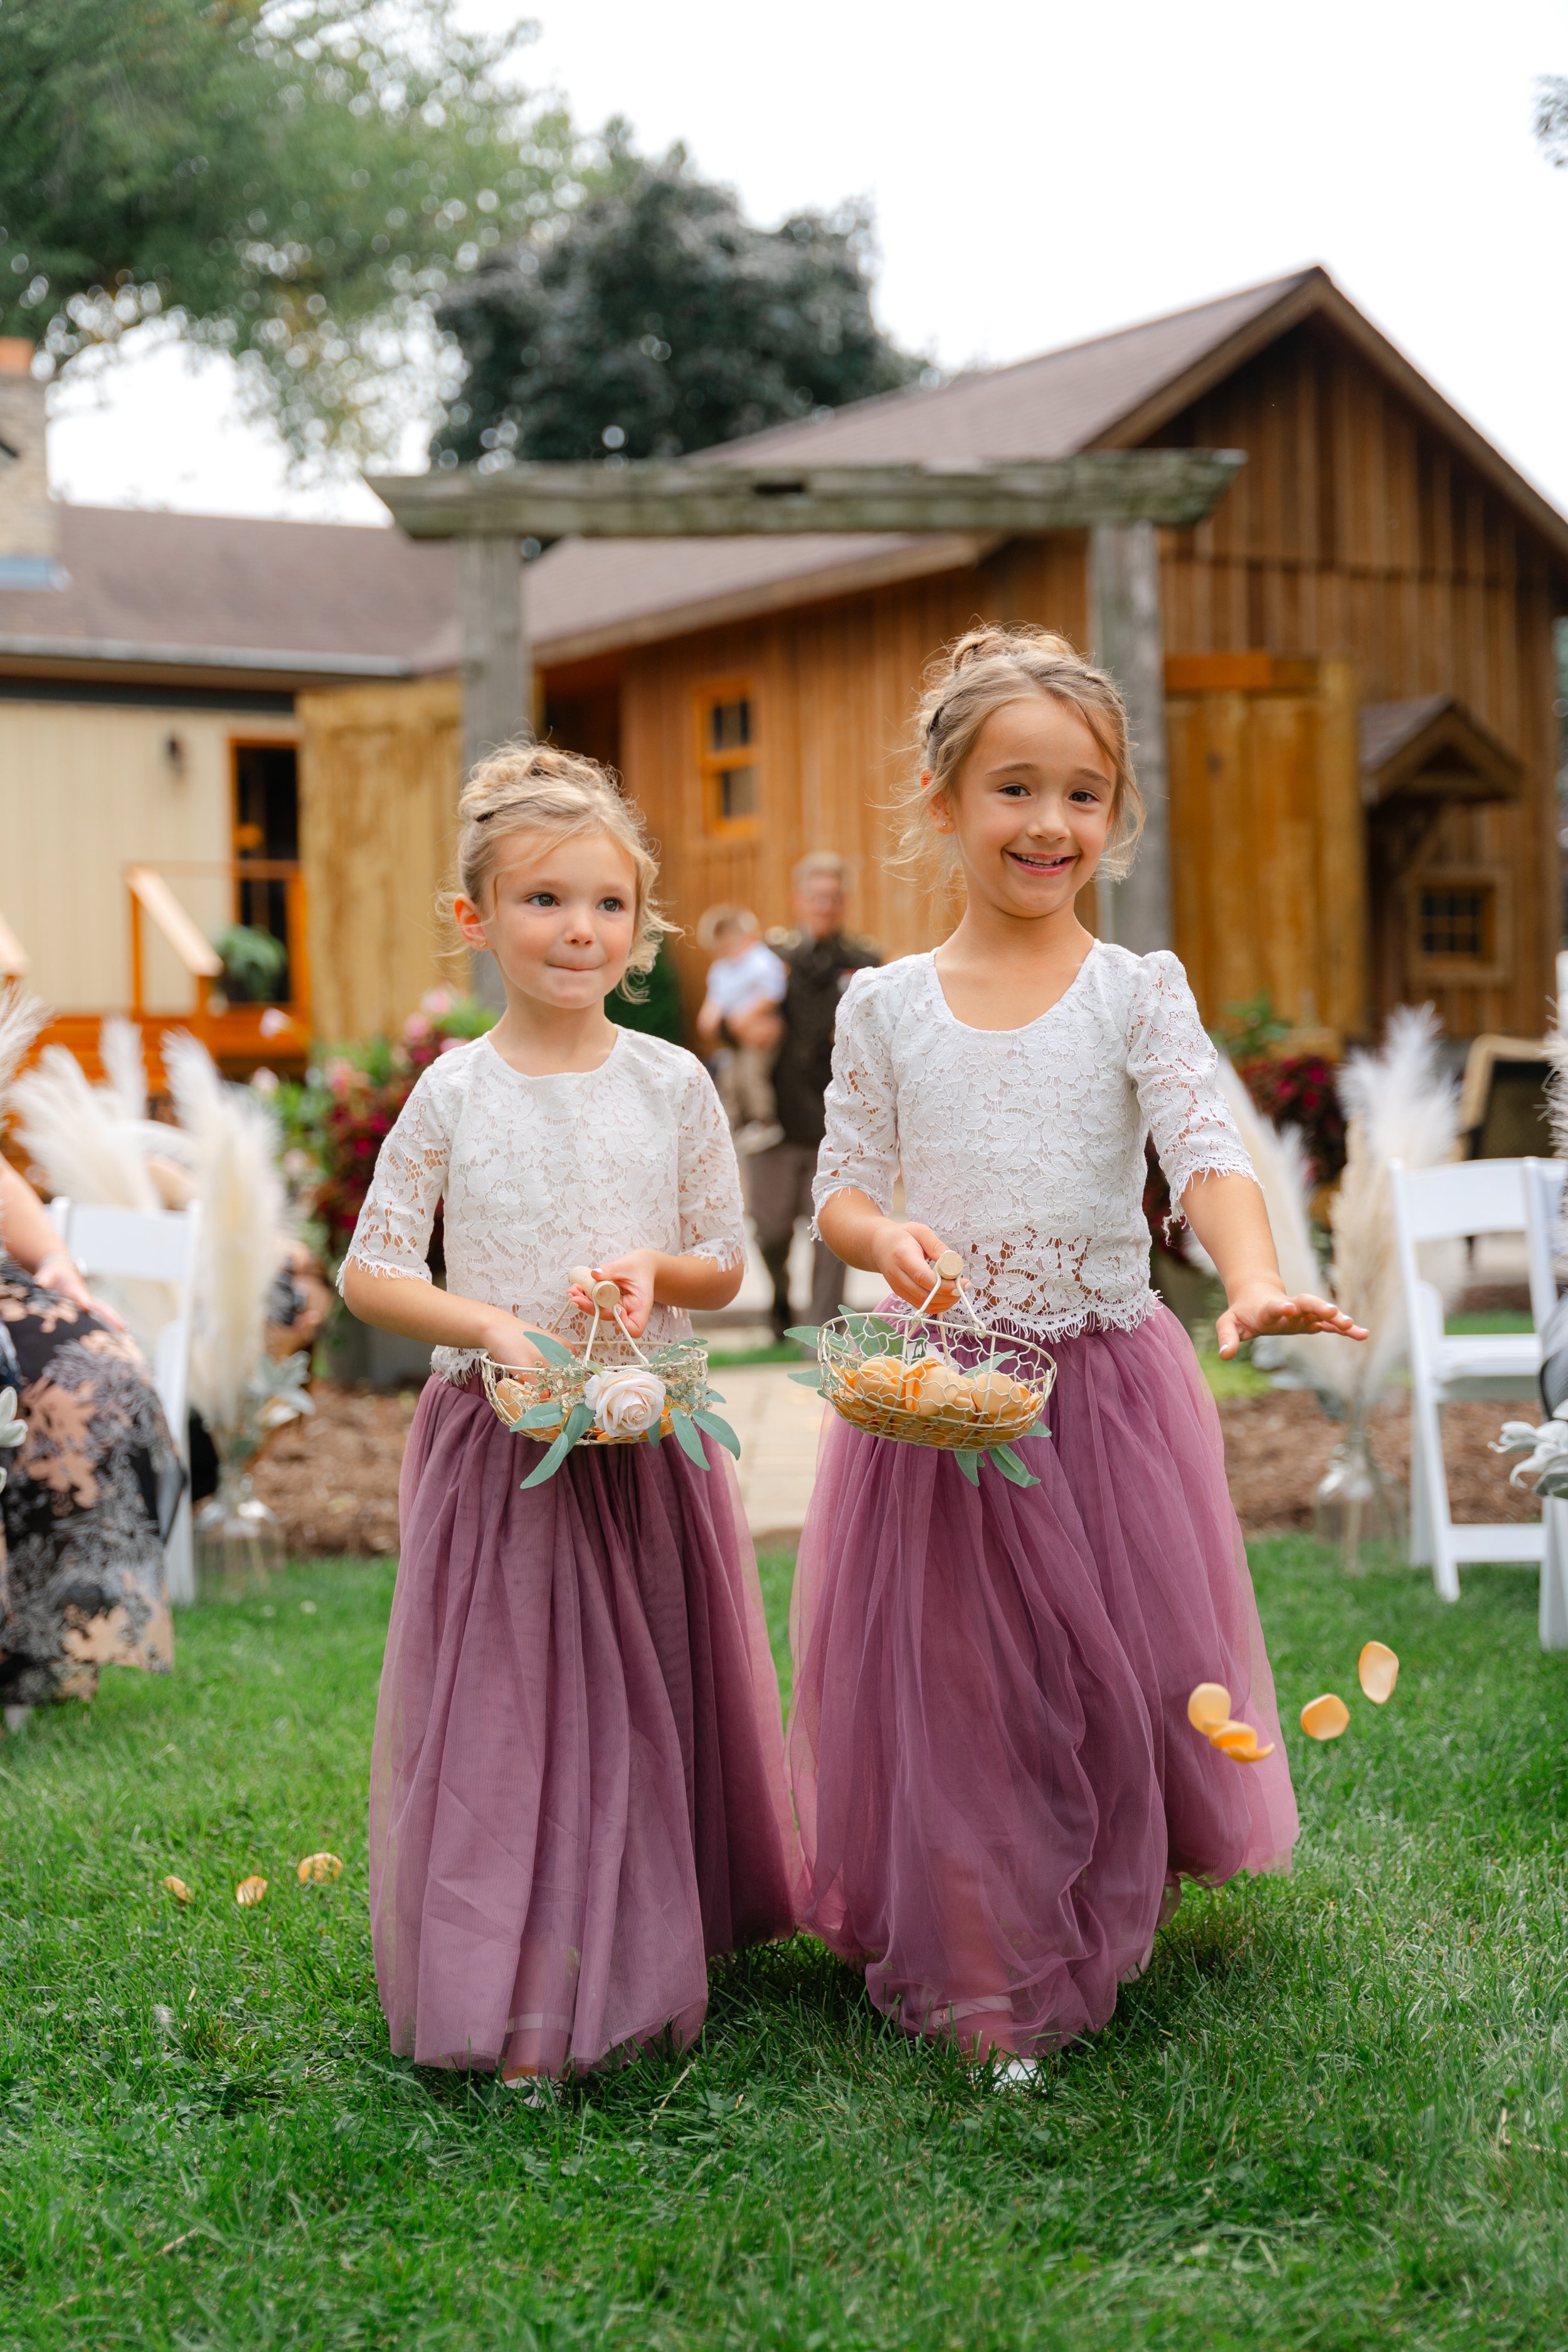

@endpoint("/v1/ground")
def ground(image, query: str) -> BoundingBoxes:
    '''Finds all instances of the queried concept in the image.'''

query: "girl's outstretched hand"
[1216,1284,1369,1361]
[869,1221,963,1314]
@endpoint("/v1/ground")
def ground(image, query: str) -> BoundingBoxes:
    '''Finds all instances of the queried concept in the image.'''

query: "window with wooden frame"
[696,681,760,838]
[1404,865,1512,987]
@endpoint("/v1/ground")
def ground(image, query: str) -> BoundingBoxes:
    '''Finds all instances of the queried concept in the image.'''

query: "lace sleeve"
[1128,951,1256,1222]
[812,970,898,1221]
[677,1062,748,1270]
[336,1071,450,1293]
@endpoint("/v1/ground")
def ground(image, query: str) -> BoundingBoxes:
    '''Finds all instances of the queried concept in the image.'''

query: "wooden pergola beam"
[371,449,1246,967]
[374,449,1246,541]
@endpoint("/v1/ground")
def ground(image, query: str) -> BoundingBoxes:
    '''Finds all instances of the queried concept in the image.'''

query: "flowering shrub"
[1143,1050,1347,1250]
[275,990,496,1269]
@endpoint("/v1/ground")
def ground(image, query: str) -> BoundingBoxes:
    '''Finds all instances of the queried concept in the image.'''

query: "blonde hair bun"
[898,623,1145,894]
[451,739,674,984]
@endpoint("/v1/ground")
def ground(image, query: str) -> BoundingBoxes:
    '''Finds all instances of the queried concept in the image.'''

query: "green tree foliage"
[433,129,923,467]
[0,0,580,463]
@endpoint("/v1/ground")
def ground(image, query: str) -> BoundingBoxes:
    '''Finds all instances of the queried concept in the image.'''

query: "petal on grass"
[235,1876,268,1907]
[1358,1641,1399,1703]
[1187,1682,1232,1733]
[1300,1693,1350,1740]
[296,1852,343,1884]
[162,1876,192,1904]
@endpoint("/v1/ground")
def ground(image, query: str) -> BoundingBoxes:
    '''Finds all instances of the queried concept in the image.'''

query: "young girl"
[341,746,798,2084]
[789,627,1364,2069]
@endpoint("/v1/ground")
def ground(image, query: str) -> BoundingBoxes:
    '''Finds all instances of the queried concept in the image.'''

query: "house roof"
[4,267,1563,689]
[1359,694,1524,803]
[521,265,1568,665]
[0,503,454,687]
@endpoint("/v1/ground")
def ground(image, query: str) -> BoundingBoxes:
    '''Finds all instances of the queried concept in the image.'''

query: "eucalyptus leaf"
[692,1409,741,1459]
[519,1401,566,1429]
[519,1404,593,1488]
[991,1443,1040,1489]
[783,1326,821,1346]
[669,1410,711,1470]
[703,1387,726,1405]
[1024,1419,1052,1441]
[788,1368,824,1389]
[522,1330,577,1368]
[953,1449,982,1486]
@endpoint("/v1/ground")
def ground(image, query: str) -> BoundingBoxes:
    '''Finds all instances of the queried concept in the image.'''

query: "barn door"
[1164,654,1365,1048]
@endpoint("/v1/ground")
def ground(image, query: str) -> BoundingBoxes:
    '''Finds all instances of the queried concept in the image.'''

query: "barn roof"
[524,265,1568,665]
[0,503,454,688]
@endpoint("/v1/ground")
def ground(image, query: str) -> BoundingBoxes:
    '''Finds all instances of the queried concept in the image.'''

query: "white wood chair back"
[57,1200,202,1607]
[1388,1158,1560,1629]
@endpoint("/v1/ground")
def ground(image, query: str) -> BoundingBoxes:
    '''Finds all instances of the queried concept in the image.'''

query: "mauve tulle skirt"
[787,1303,1298,2056]
[369,1378,801,2079]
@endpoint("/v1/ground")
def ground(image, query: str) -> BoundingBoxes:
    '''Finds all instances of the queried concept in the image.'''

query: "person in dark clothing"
[733,855,880,1338]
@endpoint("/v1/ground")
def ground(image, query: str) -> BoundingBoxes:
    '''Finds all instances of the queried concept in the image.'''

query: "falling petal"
[1209,1720,1275,1762]
[1300,1693,1350,1740]
[296,1851,344,1885]
[162,1876,192,1904]
[1358,1641,1399,1703]
[1187,1682,1232,1733]
[235,1876,268,1907]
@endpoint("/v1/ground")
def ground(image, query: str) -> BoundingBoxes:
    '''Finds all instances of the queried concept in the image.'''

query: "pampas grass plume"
[163,1032,284,1433]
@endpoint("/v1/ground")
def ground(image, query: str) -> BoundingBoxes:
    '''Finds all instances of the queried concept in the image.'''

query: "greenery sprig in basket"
[788,1251,1056,1488]
[480,1270,741,1489]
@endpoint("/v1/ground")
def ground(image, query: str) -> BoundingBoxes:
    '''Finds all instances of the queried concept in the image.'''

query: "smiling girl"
[341,746,798,2085]
[788,627,1363,2072]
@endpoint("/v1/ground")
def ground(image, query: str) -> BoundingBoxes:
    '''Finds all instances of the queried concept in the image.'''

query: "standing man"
[734,853,880,1341]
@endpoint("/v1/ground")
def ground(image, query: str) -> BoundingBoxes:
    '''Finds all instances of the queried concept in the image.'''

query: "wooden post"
[455,534,530,1007]
[1089,521,1172,955]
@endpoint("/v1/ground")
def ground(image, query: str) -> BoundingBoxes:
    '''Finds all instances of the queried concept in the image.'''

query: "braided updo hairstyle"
[450,739,674,988]
[896,624,1145,894]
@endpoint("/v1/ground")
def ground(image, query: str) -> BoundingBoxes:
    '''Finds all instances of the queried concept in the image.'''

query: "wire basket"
[478,1272,738,1488]
[790,1268,1056,1489]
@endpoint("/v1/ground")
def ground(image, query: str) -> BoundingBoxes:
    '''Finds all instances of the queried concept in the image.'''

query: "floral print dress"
[0,1256,182,1705]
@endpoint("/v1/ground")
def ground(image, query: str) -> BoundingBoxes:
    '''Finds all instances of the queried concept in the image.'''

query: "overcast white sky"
[45,0,1568,524]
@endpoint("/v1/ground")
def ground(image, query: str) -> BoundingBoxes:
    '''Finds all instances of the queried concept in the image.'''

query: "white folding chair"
[58,1202,202,1606]
[1523,1156,1568,1649]
[1391,1158,1553,1605]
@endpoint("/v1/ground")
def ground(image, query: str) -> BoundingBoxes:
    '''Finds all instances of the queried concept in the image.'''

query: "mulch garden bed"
[255,1376,1540,1554]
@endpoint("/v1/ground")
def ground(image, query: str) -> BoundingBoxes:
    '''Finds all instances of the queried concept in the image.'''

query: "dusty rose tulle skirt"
[369,1378,800,2079]
[787,1304,1297,2057]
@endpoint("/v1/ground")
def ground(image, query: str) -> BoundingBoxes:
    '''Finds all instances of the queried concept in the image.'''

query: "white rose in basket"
[584,1367,667,1439]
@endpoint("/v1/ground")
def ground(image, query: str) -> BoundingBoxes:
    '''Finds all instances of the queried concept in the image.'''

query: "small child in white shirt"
[696,906,787,1153]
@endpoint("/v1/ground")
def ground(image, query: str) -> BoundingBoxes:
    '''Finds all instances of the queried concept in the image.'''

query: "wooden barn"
[4,268,1565,1061]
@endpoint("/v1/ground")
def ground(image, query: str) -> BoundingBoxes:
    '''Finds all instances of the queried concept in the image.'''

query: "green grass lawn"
[3,1542,1567,2350]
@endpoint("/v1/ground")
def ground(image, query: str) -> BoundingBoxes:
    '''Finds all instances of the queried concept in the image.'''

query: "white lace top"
[340,1030,748,1380]
[813,943,1256,1342]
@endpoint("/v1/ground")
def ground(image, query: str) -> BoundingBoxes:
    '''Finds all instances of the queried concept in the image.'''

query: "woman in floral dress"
[0,1158,182,1723]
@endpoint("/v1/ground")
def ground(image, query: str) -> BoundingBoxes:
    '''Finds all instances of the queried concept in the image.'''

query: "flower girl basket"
[479,1269,739,1488]
[790,1252,1057,1488]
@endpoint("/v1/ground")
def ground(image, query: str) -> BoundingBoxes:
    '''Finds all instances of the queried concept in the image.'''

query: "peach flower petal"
[1358,1641,1399,1703]
[162,1876,192,1904]
[1187,1682,1232,1733]
[296,1851,344,1884]
[1300,1693,1350,1740]
[1210,1720,1275,1761]
[235,1876,268,1907]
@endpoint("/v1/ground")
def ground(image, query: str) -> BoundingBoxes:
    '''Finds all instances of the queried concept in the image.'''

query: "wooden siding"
[609,537,1088,1016]
[0,698,283,1012]
[296,677,461,1041]
[1164,655,1363,1042]
[1152,315,1564,1036]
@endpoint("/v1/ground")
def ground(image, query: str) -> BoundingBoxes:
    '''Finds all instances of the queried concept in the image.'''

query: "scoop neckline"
[479,1025,627,1082]
[924,938,1101,1037]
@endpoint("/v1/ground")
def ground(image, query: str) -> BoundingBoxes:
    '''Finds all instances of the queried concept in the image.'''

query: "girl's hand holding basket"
[482,1263,741,1488]
[788,1245,1057,1490]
